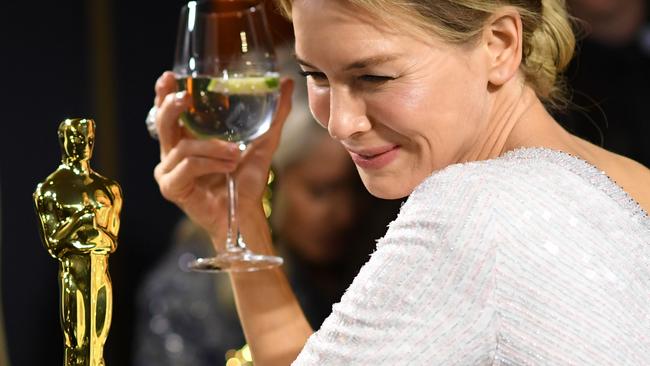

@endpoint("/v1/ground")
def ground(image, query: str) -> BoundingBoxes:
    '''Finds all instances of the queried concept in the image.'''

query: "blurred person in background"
[133,52,399,366]
[559,0,650,165]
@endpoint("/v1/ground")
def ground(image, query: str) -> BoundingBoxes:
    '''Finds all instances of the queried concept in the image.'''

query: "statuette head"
[58,118,95,162]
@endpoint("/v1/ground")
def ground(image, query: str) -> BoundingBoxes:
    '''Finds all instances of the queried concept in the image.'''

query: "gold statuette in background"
[34,118,122,366]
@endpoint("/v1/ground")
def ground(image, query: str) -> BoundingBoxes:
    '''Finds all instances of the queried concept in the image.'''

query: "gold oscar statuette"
[33,118,122,366]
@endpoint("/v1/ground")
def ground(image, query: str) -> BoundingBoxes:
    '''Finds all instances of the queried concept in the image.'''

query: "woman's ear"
[483,7,523,87]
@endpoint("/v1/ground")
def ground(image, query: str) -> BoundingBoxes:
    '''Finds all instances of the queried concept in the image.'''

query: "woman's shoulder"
[403,148,574,213]
[396,147,649,238]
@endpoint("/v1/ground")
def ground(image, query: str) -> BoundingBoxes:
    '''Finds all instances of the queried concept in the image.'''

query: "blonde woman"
[150,0,650,364]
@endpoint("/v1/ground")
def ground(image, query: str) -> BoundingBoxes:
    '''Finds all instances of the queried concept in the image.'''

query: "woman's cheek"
[307,85,330,128]
[367,86,426,134]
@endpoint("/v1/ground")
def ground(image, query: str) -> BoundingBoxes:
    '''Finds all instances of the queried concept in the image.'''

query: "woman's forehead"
[293,2,426,65]
[292,0,443,62]
[292,0,402,38]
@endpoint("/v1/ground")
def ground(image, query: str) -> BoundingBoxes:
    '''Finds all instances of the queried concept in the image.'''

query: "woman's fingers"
[154,156,235,203]
[157,138,241,175]
[154,70,187,158]
[152,76,295,208]
[155,138,242,203]
[157,91,191,157]
[154,71,177,107]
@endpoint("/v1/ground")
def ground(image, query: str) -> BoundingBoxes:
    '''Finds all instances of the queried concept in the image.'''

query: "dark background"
[0,1,291,364]
[1,1,186,364]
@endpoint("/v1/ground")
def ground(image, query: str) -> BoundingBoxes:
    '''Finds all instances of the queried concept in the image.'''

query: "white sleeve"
[293,168,499,365]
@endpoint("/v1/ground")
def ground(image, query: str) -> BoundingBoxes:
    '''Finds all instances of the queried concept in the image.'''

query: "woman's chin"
[360,174,413,200]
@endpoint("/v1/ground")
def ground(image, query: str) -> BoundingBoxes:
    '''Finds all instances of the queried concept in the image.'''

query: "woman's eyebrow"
[343,54,401,71]
[295,53,402,71]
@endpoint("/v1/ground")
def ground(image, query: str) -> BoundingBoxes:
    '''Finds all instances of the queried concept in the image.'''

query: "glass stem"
[225,172,245,252]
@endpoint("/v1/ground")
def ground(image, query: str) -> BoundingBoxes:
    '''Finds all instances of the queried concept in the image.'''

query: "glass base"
[188,250,283,273]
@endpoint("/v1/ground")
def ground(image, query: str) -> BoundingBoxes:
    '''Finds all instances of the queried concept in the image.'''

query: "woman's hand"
[152,71,294,245]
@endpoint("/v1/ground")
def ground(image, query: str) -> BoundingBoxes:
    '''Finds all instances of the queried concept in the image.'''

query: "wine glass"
[173,0,283,272]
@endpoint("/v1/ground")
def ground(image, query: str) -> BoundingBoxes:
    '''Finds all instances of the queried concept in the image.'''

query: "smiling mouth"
[347,145,400,169]
[359,151,389,159]
[348,145,399,157]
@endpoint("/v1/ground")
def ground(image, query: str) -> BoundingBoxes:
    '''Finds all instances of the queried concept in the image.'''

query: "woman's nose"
[327,88,371,140]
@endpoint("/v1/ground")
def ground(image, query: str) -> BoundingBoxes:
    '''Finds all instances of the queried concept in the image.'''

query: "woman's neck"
[469,80,583,162]
[471,76,650,214]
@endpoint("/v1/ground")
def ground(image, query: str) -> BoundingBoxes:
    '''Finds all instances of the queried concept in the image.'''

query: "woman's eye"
[299,70,328,83]
[359,75,394,83]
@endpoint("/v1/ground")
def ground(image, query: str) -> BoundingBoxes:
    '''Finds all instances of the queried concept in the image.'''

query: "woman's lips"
[347,145,400,169]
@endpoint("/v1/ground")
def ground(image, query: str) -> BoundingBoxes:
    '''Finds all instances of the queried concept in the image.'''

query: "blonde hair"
[275,0,575,108]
